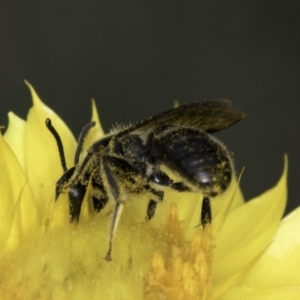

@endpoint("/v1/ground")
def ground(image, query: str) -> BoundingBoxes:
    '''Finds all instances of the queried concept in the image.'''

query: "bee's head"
[46,118,95,221]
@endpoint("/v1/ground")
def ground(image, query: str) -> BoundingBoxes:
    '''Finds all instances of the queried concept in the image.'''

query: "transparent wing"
[117,99,245,137]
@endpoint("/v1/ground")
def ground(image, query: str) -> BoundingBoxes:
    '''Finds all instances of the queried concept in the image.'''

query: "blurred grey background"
[0,1,299,214]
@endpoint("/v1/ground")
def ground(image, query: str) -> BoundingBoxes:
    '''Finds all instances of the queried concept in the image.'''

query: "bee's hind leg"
[145,168,191,221]
[201,196,212,227]
[144,187,164,221]
[104,201,124,261]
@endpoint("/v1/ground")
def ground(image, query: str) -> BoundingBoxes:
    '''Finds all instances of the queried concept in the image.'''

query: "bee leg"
[149,168,211,226]
[146,200,157,220]
[143,186,164,221]
[149,168,191,192]
[201,196,212,227]
[92,195,109,212]
[146,169,191,220]
[171,181,190,192]
[146,191,164,221]
[102,155,126,261]
[104,202,124,261]
[91,179,109,212]
[145,181,190,220]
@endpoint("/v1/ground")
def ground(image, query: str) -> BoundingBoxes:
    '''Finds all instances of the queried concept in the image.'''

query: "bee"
[46,99,244,260]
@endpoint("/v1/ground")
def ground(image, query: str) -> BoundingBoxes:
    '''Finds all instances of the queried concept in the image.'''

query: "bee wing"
[118,99,245,137]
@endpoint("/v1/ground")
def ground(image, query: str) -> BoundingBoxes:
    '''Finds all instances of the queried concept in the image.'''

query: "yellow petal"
[3,199,22,254]
[211,175,245,216]
[183,176,244,240]
[0,214,155,299]
[212,157,287,284]
[82,99,105,151]
[3,112,26,170]
[23,81,77,218]
[46,192,70,231]
[218,286,300,300]
[4,184,38,254]
[240,205,300,287]
[0,133,27,250]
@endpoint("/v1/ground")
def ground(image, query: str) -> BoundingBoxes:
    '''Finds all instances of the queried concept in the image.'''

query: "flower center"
[145,204,213,300]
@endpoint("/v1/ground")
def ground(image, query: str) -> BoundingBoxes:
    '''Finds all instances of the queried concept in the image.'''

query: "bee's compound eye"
[68,183,87,222]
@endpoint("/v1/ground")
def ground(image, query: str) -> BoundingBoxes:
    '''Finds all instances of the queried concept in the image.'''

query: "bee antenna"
[45,118,67,173]
[74,121,96,165]
[104,202,124,261]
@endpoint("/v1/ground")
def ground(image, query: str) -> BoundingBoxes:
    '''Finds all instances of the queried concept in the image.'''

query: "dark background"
[0,1,299,214]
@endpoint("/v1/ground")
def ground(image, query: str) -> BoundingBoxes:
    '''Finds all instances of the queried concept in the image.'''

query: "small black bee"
[46,100,244,260]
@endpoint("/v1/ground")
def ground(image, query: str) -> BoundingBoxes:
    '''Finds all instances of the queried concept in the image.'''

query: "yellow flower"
[0,83,298,299]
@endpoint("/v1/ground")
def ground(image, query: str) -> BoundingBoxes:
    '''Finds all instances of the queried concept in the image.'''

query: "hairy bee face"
[47,99,245,260]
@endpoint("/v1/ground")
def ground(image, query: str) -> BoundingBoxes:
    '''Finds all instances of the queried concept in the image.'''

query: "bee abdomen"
[150,126,232,196]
